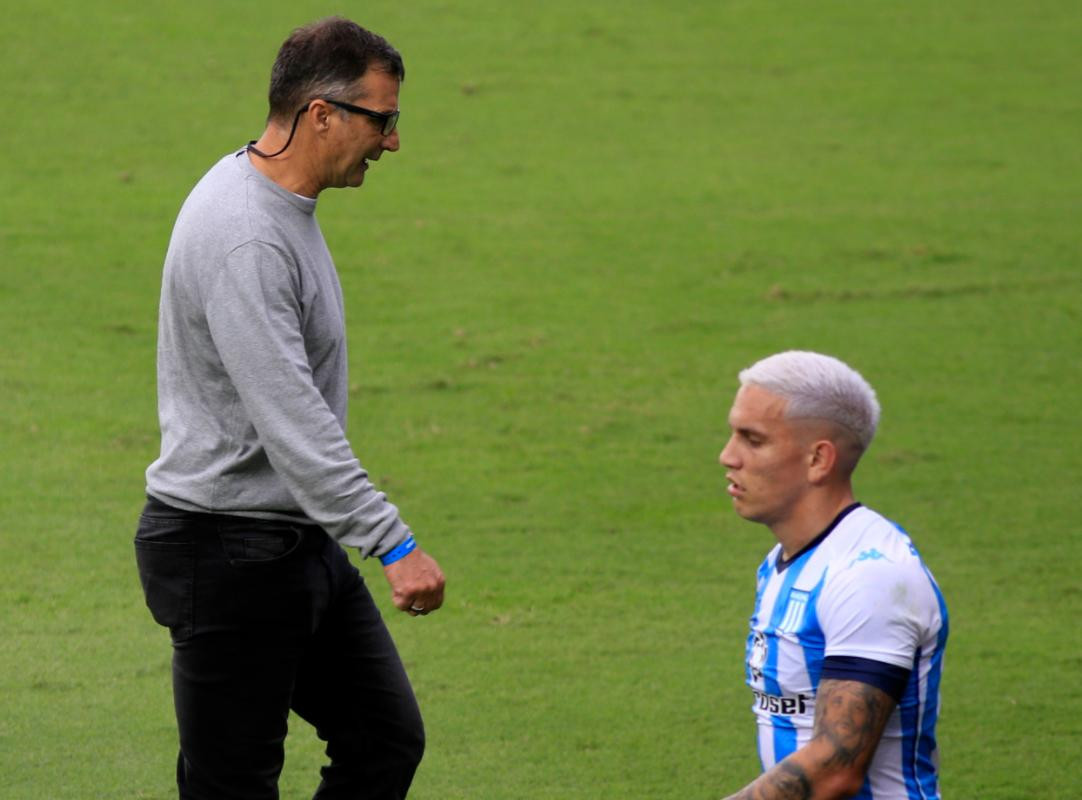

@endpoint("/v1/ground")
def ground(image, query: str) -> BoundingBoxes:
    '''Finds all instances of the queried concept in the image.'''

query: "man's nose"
[719,437,739,468]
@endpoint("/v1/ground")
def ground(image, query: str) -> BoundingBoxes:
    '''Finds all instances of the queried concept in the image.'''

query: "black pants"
[134,497,424,800]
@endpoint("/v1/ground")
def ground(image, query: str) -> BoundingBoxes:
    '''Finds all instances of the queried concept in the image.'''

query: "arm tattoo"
[722,681,895,799]
[812,679,893,770]
[725,761,812,800]
[722,681,894,800]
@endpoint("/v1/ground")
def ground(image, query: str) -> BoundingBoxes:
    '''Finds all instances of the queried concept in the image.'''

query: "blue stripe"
[890,522,947,800]
[771,714,798,763]
[762,549,813,696]
[762,548,815,763]
[746,555,776,686]
[751,554,774,621]
[900,566,948,800]
[899,647,923,800]
[917,571,949,799]
[801,574,827,688]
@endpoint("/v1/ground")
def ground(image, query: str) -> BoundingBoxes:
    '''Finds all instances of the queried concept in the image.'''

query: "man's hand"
[382,547,445,616]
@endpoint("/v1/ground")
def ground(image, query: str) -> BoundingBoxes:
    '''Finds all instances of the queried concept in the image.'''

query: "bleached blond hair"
[738,350,881,455]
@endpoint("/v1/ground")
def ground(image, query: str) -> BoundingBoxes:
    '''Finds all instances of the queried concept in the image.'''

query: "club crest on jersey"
[777,589,809,635]
[748,630,768,682]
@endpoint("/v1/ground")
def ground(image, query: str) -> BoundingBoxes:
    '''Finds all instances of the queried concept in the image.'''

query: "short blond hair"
[739,351,880,455]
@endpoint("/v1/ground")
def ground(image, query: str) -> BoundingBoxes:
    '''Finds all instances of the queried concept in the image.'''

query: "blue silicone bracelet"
[379,535,417,566]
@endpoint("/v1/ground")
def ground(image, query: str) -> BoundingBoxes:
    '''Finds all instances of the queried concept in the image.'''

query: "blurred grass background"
[1,1,1080,797]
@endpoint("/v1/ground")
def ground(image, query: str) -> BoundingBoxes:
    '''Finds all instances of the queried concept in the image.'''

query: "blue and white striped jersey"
[744,504,948,799]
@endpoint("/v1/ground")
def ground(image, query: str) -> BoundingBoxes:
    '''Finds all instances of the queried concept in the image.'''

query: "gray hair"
[738,351,881,452]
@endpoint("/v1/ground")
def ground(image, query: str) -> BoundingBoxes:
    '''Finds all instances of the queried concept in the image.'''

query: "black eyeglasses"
[321,98,400,136]
[247,97,400,159]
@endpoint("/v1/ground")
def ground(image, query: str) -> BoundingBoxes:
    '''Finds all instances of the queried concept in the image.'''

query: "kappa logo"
[847,548,893,570]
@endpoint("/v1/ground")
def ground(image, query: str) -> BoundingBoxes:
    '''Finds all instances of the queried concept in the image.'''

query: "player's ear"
[807,438,837,484]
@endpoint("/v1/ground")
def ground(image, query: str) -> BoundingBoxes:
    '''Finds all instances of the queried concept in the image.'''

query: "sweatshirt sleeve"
[203,239,410,558]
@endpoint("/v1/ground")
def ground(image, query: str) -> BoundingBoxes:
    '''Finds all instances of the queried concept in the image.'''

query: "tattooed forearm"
[812,679,893,770]
[723,761,812,800]
[722,682,896,799]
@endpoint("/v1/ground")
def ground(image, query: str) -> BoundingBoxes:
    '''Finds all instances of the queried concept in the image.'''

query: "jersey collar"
[776,502,862,572]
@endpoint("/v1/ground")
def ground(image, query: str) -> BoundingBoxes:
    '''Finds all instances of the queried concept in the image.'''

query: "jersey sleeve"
[204,240,410,557]
[817,551,929,673]
[819,655,911,702]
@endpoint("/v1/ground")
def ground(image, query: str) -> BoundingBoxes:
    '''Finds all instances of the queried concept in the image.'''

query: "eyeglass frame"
[316,97,400,136]
[246,96,400,160]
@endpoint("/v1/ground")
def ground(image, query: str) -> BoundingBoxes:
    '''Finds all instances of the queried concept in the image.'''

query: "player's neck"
[771,486,856,560]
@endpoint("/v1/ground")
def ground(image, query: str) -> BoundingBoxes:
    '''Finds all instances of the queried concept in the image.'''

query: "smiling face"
[719,383,819,532]
[321,68,401,190]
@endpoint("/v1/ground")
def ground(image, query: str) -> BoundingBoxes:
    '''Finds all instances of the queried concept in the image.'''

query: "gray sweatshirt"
[145,150,410,557]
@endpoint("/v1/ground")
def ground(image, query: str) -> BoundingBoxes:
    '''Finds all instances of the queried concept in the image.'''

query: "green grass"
[2,1,1081,797]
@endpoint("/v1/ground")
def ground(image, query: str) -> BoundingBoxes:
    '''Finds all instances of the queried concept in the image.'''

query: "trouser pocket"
[135,535,195,642]
[217,526,303,563]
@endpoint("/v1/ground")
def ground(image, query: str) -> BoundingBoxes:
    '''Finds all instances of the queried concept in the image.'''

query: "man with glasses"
[136,17,444,799]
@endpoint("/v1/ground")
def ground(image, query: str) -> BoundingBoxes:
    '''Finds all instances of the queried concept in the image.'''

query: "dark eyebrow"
[734,425,766,440]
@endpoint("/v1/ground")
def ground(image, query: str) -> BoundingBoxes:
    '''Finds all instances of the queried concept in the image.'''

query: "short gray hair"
[738,350,880,452]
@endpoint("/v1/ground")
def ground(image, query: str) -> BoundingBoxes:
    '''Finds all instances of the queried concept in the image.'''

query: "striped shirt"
[744,504,948,799]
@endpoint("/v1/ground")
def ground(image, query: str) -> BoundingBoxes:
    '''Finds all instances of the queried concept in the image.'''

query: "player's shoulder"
[823,505,925,579]
[816,506,946,653]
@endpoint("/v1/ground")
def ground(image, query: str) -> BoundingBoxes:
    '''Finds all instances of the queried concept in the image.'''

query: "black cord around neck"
[246,104,309,159]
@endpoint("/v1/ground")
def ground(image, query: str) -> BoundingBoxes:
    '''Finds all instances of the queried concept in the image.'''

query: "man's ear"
[807,438,837,484]
[306,99,332,133]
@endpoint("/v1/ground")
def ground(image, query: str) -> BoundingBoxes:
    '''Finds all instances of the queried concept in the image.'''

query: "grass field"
[2,1,1081,798]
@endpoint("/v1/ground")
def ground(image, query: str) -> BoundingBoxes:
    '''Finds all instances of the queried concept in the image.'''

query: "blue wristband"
[379,535,417,566]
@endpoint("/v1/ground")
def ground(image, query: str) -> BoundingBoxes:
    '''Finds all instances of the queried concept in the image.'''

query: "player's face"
[323,70,401,189]
[719,384,815,530]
